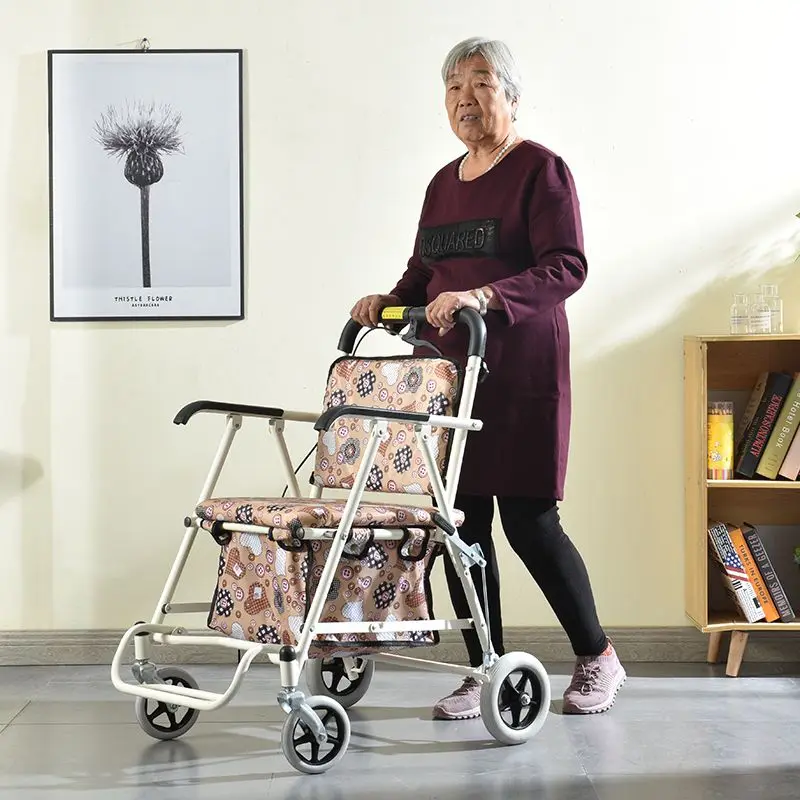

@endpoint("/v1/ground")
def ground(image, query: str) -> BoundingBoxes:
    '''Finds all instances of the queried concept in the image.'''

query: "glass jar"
[748,293,771,334]
[760,283,783,333]
[729,293,748,334]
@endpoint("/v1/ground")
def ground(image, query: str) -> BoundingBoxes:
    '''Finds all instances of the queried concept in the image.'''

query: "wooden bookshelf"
[704,612,800,632]
[684,334,800,677]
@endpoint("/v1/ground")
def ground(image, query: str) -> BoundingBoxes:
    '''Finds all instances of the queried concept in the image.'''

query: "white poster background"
[49,50,243,319]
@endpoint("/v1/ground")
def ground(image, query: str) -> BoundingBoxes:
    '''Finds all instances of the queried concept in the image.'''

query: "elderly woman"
[350,36,625,718]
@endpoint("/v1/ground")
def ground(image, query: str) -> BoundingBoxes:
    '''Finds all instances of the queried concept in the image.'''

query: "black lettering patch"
[418,218,500,264]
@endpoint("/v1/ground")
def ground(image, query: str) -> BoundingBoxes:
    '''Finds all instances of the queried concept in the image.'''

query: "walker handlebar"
[338,305,487,359]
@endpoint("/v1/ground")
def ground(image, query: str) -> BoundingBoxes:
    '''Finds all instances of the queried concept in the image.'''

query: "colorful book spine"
[728,526,780,621]
[742,523,796,622]
[735,372,793,477]
[735,371,768,451]
[778,422,800,480]
[707,520,766,622]
[756,372,800,479]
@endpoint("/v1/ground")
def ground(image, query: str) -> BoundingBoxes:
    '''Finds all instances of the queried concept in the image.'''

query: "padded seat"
[197,496,464,536]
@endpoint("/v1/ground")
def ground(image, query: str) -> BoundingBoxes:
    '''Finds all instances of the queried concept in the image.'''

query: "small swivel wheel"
[306,656,375,709]
[281,695,351,774]
[135,666,200,741]
[480,652,551,745]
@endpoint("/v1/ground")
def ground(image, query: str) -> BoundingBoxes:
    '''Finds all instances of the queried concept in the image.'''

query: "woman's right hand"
[350,294,400,327]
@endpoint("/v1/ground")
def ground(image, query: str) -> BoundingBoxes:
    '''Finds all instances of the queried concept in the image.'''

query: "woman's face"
[445,55,516,147]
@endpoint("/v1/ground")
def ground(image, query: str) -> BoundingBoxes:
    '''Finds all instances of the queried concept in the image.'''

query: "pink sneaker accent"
[432,677,481,720]
[562,645,626,714]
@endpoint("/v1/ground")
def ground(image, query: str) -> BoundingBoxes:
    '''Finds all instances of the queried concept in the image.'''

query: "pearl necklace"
[458,133,518,182]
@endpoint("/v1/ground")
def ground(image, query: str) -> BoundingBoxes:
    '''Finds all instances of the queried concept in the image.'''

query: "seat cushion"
[196,497,464,534]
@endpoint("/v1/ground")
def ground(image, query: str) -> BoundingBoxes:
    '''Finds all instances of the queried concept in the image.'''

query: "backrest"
[312,356,462,495]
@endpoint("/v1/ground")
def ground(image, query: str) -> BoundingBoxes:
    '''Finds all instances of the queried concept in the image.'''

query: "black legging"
[444,495,608,667]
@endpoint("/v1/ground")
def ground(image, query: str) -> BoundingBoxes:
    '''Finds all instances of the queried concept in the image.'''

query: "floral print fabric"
[197,497,464,538]
[207,528,442,658]
[313,357,462,495]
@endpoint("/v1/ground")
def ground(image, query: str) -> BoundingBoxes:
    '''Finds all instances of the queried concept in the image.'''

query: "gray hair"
[441,37,523,103]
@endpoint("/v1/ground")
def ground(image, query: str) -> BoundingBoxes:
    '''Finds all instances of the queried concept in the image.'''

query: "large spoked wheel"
[281,695,351,775]
[306,656,375,709]
[134,666,200,741]
[480,652,550,745]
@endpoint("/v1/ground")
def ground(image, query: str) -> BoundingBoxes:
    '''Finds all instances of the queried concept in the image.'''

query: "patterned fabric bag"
[313,355,463,494]
[207,528,443,658]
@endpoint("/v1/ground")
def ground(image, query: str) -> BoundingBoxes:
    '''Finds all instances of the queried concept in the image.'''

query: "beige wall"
[2,0,800,632]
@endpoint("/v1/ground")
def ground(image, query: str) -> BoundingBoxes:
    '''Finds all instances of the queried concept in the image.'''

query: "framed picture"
[47,48,244,321]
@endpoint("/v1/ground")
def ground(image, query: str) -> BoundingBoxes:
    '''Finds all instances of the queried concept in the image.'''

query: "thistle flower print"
[95,102,183,288]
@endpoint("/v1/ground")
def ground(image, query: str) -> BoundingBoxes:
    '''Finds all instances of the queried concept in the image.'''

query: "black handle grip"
[173,401,284,425]
[338,305,486,359]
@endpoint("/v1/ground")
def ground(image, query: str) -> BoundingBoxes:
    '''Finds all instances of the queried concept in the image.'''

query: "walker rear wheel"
[134,667,200,741]
[281,695,350,774]
[480,652,550,745]
[306,656,375,709]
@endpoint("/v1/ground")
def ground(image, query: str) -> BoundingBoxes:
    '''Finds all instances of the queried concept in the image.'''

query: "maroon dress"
[389,140,587,500]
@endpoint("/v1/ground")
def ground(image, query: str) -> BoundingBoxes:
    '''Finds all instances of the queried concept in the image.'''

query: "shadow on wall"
[0,453,44,509]
[550,199,800,627]
[5,52,56,626]
[374,202,800,629]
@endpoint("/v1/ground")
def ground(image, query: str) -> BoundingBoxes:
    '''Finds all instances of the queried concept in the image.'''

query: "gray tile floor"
[1,660,799,799]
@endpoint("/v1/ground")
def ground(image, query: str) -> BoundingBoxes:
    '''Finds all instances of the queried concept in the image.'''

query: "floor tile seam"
[5,701,31,727]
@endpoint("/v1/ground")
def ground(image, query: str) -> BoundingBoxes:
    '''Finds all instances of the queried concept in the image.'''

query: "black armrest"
[173,401,285,425]
[314,404,430,431]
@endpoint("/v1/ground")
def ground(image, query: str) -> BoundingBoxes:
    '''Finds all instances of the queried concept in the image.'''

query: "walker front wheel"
[306,656,375,709]
[480,652,550,745]
[281,695,350,774]
[134,667,200,741]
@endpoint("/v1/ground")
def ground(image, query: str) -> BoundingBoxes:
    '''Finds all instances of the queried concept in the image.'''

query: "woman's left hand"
[426,291,480,336]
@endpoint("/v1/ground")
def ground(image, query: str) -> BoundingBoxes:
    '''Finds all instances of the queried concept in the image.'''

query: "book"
[778,422,800,480]
[707,520,766,622]
[735,372,794,477]
[742,523,796,621]
[735,371,768,452]
[728,525,780,621]
[755,372,800,479]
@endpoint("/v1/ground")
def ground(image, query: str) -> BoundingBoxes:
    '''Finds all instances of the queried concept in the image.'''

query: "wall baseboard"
[2,626,800,667]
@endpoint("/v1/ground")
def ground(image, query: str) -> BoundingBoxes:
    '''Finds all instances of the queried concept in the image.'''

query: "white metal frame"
[110,352,496,713]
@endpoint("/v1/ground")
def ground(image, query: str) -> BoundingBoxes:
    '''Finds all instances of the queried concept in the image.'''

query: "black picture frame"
[47,48,245,321]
